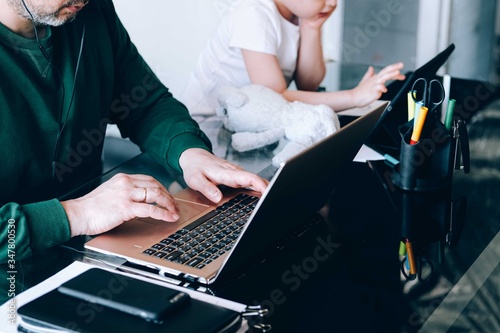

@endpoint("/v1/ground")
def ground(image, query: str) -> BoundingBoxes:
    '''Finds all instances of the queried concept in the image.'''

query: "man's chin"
[39,14,78,27]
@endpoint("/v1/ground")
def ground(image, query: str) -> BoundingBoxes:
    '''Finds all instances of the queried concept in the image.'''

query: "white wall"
[447,0,497,82]
[341,0,419,68]
[113,0,235,96]
[416,0,498,82]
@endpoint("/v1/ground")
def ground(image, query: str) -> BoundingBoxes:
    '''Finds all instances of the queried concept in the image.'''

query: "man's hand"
[61,150,268,238]
[179,148,269,203]
[61,173,180,237]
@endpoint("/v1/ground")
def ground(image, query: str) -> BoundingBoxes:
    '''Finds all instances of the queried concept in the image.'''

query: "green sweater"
[0,0,211,263]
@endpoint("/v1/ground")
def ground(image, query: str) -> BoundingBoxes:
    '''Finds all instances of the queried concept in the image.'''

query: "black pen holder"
[399,188,450,243]
[392,116,453,192]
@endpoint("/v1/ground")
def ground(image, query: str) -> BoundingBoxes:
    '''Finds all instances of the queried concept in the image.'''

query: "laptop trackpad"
[137,199,210,227]
[175,199,211,222]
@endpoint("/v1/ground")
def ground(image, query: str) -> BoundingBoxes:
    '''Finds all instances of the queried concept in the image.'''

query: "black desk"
[3,108,499,332]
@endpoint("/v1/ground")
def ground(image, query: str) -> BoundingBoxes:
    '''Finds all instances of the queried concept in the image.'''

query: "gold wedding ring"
[142,187,147,203]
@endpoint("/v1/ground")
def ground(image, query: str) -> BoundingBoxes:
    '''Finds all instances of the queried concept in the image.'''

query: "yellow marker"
[410,106,428,145]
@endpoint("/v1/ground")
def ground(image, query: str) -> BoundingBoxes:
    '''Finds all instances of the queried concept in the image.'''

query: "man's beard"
[7,0,87,27]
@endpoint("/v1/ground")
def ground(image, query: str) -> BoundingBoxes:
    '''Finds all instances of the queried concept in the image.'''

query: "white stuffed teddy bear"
[216,84,341,167]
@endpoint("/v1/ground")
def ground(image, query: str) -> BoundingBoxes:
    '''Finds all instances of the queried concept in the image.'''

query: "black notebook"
[17,269,242,333]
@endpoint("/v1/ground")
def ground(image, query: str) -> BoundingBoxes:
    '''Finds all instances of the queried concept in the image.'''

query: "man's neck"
[0,1,43,38]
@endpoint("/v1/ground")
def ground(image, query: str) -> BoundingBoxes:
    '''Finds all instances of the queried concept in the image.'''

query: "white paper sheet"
[353,144,385,163]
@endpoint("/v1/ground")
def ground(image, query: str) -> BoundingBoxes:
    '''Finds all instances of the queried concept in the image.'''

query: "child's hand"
[352,62,406,107]
[300,6,336,30]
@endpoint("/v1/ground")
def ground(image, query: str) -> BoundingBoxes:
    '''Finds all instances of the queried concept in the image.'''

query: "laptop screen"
[366,43,455,156]
[216,102,387,282]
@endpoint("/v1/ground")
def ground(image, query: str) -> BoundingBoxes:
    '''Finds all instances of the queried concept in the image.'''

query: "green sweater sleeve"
[0,200,70,263]
[99,0,213,174]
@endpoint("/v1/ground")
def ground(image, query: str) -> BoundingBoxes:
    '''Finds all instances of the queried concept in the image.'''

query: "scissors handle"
[411,78,427,105]
[401,257,417,280]
[428,79,445,114]
[401,255,435,282]
[410,78,445,115]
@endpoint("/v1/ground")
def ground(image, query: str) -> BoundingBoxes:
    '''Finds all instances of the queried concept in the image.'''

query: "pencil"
[405,238,417,275]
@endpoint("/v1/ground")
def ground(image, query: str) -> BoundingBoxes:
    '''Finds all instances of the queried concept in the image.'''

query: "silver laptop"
[85,102,388,285]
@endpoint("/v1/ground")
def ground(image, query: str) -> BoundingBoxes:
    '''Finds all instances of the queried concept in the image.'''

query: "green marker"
[444,99,456,131]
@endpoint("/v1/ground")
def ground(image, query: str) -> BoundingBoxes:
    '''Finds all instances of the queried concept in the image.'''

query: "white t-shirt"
[179,0,300,115]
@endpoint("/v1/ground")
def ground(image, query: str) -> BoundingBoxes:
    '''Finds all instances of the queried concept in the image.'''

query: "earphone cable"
[20,0,49,60]
[51,17,86,185]
[19,0,86,187]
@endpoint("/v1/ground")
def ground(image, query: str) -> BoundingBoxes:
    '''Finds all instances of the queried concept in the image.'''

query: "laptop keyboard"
[142,193,259,269]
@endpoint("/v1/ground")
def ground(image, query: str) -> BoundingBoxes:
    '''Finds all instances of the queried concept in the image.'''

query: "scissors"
[401,254,434,282]
[411,78,445,115]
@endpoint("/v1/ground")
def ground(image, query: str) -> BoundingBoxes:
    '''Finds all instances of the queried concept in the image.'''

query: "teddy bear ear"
[216,86,248,108]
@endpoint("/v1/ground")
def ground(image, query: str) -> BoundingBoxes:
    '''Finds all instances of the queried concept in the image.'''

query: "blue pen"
[414,101,423,127]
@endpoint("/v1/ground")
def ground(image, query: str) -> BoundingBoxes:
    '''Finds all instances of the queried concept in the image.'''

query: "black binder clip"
[243,305,272,332]
[446,196,467,247]
[242,305,269,317]
[452,119,470,174]
[445,119,470,248]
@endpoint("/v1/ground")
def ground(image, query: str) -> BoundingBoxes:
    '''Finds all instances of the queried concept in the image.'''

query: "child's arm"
[242,49,289,93]
[285,62,406,110]
[242,48,405,112]
[240,6,333,94]
[293,14,333,91]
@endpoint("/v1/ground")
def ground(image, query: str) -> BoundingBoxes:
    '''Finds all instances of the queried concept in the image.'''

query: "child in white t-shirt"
[179,0,405,115]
